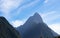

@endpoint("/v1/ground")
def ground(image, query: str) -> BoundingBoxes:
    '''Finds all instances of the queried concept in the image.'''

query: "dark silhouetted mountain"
[16,13,59,38]
[0,17,21,38]
[55,36,60,38]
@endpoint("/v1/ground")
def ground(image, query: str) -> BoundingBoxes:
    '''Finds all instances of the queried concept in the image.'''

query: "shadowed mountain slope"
[17,13,59,38]
[0,17,21,38]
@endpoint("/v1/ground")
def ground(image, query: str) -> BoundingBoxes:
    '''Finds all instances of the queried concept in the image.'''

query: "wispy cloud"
[0,0,23,19]
[0,0,44,20]
[15,0,44,15]
[0,0,22,13]
[41,11,55,17]
[40,11,60,24]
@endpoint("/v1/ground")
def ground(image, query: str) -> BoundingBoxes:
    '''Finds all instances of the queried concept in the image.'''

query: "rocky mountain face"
[0,17,21,38]
[17,13,58,38]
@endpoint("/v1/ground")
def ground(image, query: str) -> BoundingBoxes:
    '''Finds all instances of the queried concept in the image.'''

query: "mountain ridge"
[0,17,21,38]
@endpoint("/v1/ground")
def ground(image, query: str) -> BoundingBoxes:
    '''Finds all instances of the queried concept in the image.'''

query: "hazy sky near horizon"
[0,0,60,34]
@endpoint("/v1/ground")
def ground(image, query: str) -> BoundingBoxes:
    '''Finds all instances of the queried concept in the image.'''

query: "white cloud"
[49,23,60,35]
[11,20,24,27]
[0,0,23,19]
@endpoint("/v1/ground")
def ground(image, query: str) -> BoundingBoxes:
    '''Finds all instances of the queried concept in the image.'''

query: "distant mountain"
[16,13,59,38]
[0,17,21,38]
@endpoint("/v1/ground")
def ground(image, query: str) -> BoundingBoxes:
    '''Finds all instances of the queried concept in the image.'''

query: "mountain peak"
[34,12,40,16]
[23,12,43,25]
[32,12,43,23]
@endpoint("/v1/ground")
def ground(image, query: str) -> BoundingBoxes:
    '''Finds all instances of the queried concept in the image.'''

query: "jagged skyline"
[0,0,60,34]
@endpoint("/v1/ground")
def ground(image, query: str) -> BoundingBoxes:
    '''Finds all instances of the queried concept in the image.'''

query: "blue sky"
[0,0,60,34]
